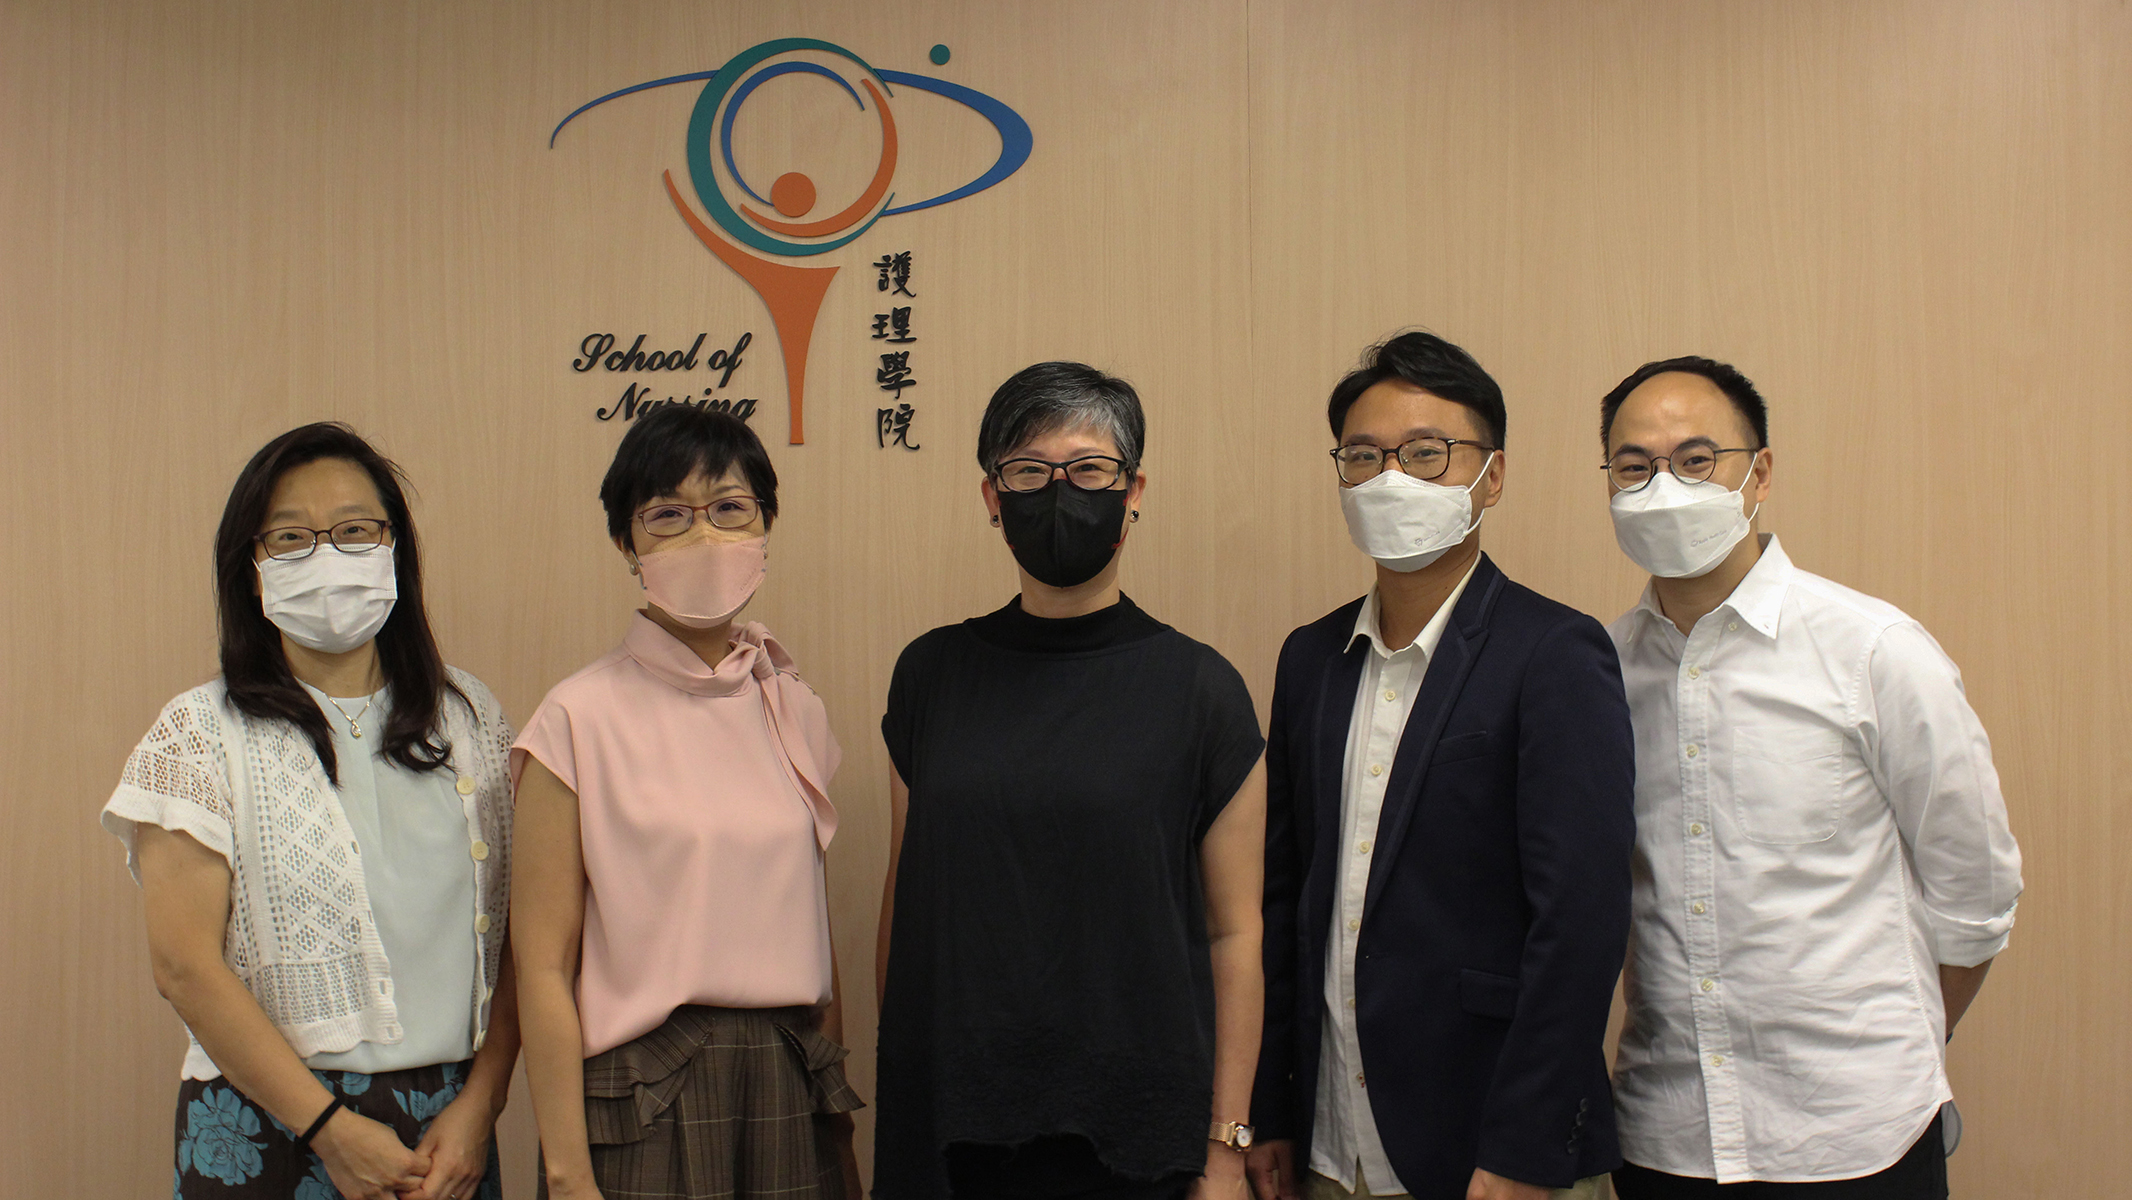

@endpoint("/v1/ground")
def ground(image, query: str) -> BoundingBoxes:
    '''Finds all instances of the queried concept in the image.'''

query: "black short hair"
[598,405,779,540]
[1599,356,1769,450]
[975,361,1146,473]
[1327,331,1507,449]
[214,422,463,787]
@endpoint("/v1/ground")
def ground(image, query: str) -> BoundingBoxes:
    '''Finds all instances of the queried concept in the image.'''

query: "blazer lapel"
[1363,556,1504,915]
[1307,633,1371,928]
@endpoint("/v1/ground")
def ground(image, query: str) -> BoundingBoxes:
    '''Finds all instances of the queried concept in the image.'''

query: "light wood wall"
[2,2,2124,1196]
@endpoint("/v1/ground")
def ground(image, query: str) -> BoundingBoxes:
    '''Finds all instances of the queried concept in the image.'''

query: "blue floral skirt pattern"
[172,1060,503,1200]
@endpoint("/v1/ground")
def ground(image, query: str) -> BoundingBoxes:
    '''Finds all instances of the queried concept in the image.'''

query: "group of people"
[104,331,2022,1200]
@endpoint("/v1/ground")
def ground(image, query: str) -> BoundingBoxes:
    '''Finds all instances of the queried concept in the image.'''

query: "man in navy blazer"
[1245,332,1636,1200]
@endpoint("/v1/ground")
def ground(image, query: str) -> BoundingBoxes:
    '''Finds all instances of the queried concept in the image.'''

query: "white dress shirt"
[1608,536,2022,1183]
[1311,562,1477,1195]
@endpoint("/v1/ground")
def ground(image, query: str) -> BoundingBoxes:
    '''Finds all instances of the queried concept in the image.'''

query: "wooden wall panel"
[1,2,2124,1197]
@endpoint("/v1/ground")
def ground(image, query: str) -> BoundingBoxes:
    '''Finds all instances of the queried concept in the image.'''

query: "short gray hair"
[975,361,1146,473]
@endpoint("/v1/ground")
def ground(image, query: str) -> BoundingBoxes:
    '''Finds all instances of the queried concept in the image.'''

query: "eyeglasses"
[992,455,1130,493]
[1330,437,1495,485]
[1602,446,1757,493]
[634,497,762,538]
[255,519,393,561]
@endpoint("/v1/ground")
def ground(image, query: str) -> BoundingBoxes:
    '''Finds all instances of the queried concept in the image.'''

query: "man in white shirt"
[1249,332,1635,1200]
[1596,357,2024,1199]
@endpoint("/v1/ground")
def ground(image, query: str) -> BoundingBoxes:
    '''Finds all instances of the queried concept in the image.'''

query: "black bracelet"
[295,1096,346,1153]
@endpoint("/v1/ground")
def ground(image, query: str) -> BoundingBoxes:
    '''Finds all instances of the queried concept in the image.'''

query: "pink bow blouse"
[513,614,841,1056]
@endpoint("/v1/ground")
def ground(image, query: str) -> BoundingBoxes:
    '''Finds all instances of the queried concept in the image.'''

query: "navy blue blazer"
[1251,554,1635,1195]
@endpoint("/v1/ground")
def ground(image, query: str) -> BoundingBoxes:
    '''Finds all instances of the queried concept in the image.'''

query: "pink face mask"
[635,537,767,628]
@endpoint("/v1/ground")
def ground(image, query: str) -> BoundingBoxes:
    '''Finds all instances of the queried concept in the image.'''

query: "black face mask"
[996,481,1129,588]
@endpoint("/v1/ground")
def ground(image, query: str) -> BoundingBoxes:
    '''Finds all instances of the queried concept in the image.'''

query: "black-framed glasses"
[992,455,1130,493]
[1602,446,1757,492]
[255,519,393,561]
[1330,437,1495,485]
[635,497,762,538]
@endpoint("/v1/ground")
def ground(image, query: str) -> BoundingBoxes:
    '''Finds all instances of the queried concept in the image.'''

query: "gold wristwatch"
[1209,1119,1255,1151]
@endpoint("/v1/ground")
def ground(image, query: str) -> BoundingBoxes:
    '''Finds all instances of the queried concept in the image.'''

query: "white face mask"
[257,547,398,653]
[1609,467,1759,579]
[1339,452,1495,573]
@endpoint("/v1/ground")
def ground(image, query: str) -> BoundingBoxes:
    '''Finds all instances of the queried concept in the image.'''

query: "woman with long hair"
[102,422,520,1200]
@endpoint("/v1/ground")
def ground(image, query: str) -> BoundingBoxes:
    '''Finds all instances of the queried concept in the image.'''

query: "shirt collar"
[1627,534,1791,640]
[1349,557,1480,661]
[1721,534,1791,637]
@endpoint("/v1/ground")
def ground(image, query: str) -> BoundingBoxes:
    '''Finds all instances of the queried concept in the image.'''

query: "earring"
[990,515,1001,527]
[1129,510,1140,522]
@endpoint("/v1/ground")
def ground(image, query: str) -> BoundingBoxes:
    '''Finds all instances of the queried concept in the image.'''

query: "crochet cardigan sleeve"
[102,686,236,880]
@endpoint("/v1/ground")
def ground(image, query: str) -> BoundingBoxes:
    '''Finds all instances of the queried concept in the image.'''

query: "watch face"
[1235,1125,1254,1149]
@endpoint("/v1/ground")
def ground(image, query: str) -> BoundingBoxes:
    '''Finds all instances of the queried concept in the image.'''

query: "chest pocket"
[1431,730,1492,765]
[1730,725,1844,844]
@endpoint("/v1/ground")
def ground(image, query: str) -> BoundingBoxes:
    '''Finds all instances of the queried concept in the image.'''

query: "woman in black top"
[873,362,1267,1200]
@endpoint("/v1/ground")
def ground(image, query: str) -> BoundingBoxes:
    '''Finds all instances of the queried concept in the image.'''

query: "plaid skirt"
[171,1060,502,1199]
[547,1004,865,1200]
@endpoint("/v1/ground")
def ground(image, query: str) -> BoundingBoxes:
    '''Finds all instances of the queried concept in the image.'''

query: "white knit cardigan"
[102,667,514,1080]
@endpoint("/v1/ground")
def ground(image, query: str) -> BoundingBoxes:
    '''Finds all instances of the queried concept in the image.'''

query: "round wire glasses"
[1601,446,1756,492]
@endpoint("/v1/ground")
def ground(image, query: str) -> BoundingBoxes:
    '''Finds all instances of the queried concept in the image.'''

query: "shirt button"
[474,914,491,934]
[456,776,475,795]
[1369,763,1384,777]
[1700,978,1716,993]
[1346,997,1355,1009]
[1687,665,1701,679]
[1727,621,1739,632]
[1356,1073,1366,1086]
[1357,840,1372,854]
[1347,918,1361,932]
[1710,1054,1726,1067]
[1383,689,1398,702]
[470,840,490,862]
[1689,822,1705,835]
[1691,901,1707,914]
[1685,743,1700,758]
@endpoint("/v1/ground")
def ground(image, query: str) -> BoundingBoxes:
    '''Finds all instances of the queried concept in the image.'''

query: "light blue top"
[300,683,479,1074]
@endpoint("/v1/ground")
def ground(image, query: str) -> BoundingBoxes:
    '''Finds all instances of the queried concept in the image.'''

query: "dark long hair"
[213,423,462,785]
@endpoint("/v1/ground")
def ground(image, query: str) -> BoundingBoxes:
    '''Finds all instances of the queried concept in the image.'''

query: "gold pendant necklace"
[326,694,376,739]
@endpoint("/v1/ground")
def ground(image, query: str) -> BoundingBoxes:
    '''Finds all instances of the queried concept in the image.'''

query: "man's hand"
[1466,1167,1552,1200]
[1245,1139,1299,1200]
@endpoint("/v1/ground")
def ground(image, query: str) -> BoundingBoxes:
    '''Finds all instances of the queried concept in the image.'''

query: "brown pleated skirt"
[541,1004,864,1200]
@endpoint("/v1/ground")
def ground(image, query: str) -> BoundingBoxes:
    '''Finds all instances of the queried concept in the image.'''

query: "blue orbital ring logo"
[549,37,1034,258]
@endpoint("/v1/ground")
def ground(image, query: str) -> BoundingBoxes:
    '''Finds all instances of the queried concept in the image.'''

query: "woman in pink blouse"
[512,406,860,1200]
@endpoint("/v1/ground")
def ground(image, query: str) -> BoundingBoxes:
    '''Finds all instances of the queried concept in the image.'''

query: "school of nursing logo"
[551,38,1033,443]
